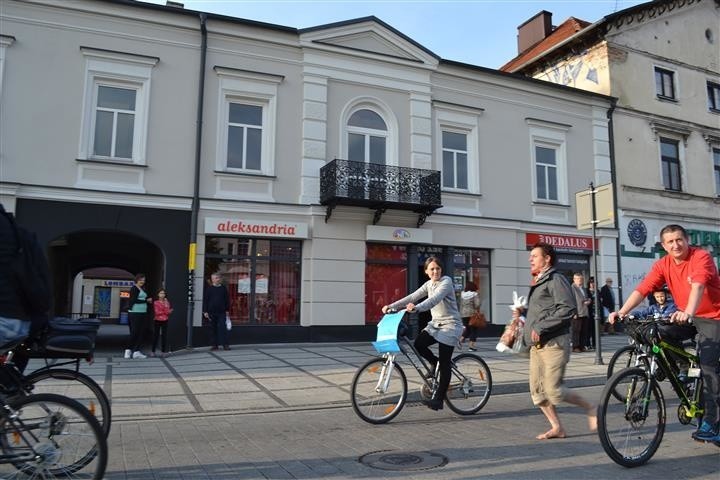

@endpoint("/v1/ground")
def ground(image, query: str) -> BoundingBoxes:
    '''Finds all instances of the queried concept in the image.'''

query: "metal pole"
[590,182,603,365]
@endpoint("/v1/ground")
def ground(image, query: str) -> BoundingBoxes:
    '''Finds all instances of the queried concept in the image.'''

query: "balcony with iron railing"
[319,159,442,227]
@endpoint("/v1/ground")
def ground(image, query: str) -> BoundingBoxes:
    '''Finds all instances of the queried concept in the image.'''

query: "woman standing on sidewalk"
[514,242,597,439]
[151,289,173,357]
[459,281,482,351]
[126,273,152,359]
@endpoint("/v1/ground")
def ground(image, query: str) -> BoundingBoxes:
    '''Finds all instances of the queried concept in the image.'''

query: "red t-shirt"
[636,247,720,320]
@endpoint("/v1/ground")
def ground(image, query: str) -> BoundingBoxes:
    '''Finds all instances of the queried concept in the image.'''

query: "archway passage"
[16,199,190,353]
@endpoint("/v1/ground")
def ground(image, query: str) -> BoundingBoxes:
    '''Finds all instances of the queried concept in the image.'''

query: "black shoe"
[423,398,444,411]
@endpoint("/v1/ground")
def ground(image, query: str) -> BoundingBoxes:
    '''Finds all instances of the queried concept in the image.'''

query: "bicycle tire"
[350,357,407,424]
[0,392,107,479]
[444,353,492,415]
[597,367,665,468]
[24,368,111,436]
[606,345,640,402]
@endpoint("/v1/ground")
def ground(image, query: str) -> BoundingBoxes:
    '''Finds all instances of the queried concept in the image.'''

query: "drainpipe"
[186,13,207,350]
[606,98,623,303]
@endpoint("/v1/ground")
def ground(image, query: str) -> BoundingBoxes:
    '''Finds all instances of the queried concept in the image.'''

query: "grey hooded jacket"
[522,268,576,348]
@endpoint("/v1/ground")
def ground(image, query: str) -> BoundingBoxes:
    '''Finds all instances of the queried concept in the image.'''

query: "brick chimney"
[517,10,553,53]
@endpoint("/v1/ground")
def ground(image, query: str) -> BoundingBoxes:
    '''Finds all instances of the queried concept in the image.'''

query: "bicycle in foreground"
[350,311,492,424]
[597,314,718,468]
[0,337,108,479]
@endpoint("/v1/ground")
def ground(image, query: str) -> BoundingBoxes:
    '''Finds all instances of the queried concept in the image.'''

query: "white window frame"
[658,135,685,192]
[215,68,281,176]
[711,146,720,197]
[434,104,481,194]
[528,120,569,204]
[340,98,398,167]
[78,48,157,165]
[0,35,14,102]
[346,110,388,164]
[653,64,678,102]
[708,80,720,113]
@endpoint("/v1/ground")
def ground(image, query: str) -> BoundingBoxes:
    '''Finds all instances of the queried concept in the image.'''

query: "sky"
[140,0,648,69]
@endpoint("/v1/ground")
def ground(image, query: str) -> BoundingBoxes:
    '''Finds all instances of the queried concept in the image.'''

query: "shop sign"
[102,280,134,287]
[366,225,433,244]
[205,218,309,239]
[526,232,596,254]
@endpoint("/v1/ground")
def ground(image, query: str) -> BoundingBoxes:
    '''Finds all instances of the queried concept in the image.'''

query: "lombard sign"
[366,225,433,244]
[205,218,309,239]
[103,280,134,287]
[526,232,596,254]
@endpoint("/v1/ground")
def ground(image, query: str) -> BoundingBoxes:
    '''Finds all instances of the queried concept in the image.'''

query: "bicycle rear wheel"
[606,345,640,402]
[350,357,407,424]
[24,368,111,436]
[0,392,107,479]
[445,353,492,415]
[597,367,665,468]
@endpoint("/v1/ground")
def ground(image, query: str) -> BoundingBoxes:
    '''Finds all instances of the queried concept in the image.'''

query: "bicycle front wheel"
[24,368,112,436]
[445,353,492,415]
[350,357,407,424]
[606,345,641,402]
[0,392,107,479]
[597,367,665,468]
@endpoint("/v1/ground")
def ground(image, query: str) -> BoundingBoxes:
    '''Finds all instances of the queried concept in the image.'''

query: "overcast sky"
[141,0,647,68]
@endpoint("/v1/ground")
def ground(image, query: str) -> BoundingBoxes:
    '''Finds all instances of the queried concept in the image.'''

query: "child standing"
[151,289,172,357]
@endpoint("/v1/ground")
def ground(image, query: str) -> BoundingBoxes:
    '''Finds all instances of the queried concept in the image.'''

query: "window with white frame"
[713,147,720,196]
[79,48,157,164]
[346,108,388,164]
[442,130,468,190]
[215,67,281,176]
[708,81,720,113]
[660,137,681,191]
[528,119,569,204]
[654,67,676,101]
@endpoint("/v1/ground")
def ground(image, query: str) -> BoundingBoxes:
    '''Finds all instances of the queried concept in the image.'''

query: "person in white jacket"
[459,281,482,351]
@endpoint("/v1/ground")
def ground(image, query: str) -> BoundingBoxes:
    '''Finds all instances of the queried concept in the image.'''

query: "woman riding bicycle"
[382,256,463,411]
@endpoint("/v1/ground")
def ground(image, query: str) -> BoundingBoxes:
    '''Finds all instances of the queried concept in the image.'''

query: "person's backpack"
[5,212,51,316]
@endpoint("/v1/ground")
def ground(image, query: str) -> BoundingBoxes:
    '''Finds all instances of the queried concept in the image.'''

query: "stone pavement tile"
[171,362,230,373]
[264,351,325,359]
[256,375,330,390]
[111,380,184,397]
[112,395,194,416]
[185,378,260,394]
[273,385,348,406]
[178,370,244,380]
[196,391,279,411]
[299,363,356,375]
[316,372,354,386]
[242,365,303,378]
[225,358,289,369]
[112,364,169,374]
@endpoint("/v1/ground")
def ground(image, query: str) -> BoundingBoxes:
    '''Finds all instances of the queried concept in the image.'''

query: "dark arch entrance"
[15,199,190,352]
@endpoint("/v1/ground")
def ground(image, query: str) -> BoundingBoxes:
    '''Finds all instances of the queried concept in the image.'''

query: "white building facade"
[0,0,616,347]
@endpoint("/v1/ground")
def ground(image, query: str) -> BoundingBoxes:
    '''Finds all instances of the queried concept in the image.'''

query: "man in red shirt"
[610,224,720,443]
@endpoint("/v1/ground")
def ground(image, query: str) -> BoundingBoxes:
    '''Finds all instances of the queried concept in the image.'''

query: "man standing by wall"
[600,277,615,334]
[571,273,590,352]
[202,272,230,351]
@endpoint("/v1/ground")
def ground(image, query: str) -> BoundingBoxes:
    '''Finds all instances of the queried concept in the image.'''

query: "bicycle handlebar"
[623,314,693,325]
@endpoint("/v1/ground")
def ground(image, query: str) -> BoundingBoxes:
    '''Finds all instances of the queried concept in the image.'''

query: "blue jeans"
[0,317,31,349]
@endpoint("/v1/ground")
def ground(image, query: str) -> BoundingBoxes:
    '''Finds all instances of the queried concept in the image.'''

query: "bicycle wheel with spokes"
[597,367,665,468]
[350,357,407,424]
[0,392,107,479]
[24,368,112,436]
[606,345,641,402]
[445,353,492,415]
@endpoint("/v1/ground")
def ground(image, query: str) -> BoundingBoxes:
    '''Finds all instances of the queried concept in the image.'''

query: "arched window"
[347,108,387,165]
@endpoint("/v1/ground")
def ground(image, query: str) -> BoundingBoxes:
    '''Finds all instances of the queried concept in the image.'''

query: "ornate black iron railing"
[319,159,442,227]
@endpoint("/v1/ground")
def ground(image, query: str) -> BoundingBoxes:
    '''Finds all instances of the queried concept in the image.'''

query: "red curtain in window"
[365,263,407,324]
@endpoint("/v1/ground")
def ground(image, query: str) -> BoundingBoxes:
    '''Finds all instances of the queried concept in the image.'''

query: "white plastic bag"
[225,315,232,331]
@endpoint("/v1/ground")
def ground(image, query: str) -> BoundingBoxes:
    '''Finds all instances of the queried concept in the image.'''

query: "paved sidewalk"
[26,335,630,423]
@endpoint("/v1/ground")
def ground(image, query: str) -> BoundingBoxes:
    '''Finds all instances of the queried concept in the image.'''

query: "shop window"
[452,248,491,323]
[205,237,301,325]
[365,244,407,324]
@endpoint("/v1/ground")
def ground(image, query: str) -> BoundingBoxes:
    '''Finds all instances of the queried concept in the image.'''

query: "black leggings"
[152,321,168,353]
[414,330,454,401]
[128,312,147,352]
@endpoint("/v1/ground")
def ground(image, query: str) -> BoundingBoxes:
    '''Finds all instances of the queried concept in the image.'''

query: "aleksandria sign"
[205,218,309,239]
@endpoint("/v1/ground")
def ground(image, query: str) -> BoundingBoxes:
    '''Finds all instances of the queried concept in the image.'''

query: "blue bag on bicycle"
[372,311,406,353]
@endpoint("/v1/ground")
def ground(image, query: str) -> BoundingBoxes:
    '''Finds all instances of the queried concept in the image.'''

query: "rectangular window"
[655,67,676,100]
[713,147,720,196]
[708,81,720,112]
[441,131,468,190]
[205,237,301,325]
[227,103,263,171]
[535,145,558,201]
[660,137,681,191]
[365,244,407,325]
[93,85,136,159]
